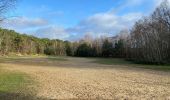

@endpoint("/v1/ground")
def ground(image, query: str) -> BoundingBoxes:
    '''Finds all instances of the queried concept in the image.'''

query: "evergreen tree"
[102,40,113,57]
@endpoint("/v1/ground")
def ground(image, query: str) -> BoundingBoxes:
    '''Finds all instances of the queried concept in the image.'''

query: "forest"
[0,0,170,64]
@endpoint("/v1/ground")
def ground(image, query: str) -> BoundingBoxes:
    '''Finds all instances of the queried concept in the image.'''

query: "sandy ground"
[0,57,170,99]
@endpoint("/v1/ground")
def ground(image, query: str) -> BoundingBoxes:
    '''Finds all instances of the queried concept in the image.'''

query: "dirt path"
[1,57,170,99]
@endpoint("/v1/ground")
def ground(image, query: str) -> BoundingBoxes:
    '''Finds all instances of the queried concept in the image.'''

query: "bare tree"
[126,0,170,64]
[0,0,17,21]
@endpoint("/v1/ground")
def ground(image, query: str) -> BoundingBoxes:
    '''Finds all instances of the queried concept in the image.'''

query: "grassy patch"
[133,65,170,71]
[47,56,68,61]
[0,56,68,63]
[0,56,69,67]
[0,71,30,92]
[92,58,133,65]
[92,58,170,71]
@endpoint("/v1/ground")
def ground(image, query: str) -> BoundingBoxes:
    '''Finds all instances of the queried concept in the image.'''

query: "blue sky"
[1,0,168,40]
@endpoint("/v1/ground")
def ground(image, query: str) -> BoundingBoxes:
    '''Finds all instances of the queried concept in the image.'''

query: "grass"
[132,64,170,71]
[0,55,170,71]
[92,58,170,71]
[0,70,30,92]
[0,69,42,100]
[0,56,69,67]
[0,56,68,63]
[92,58,133,65]
[46,56,68,61]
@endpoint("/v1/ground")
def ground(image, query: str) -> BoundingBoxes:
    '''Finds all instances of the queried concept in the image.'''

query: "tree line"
[0,28,67,56]
[0,0,170,64]
[72,0,170,64]
[126,0,170,64]
[0,28,125,58]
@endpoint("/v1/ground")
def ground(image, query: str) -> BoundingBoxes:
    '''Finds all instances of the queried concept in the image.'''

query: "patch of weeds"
[0,71,30,92]
[92,58,170,71]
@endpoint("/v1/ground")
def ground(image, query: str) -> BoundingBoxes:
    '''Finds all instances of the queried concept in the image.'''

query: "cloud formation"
[1,0,168,41]
[34,26,69,40]
[0,11,149,41]
[66,12,143,40]
[1,17,48,30]
[154,0,170,7]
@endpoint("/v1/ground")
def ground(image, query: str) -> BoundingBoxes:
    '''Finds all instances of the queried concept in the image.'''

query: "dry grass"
[0,57,170,99]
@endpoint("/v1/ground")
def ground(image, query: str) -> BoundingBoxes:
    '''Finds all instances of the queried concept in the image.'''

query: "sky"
[0,0,169,41]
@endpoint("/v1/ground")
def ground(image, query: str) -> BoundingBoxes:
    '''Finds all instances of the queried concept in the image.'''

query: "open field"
[0,56,170,99]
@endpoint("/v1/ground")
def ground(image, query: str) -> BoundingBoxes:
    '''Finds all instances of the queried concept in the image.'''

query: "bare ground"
[0,57,170,99]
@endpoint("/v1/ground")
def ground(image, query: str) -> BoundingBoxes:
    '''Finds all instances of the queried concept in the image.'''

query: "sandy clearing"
[0,57,170,99]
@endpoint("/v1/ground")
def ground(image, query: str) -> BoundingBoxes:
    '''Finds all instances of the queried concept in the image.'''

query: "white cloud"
[67,12,143,40]
[154,0,170,7]
[0,12,143,41]
[34,26,69,40]
[110,0,145,13]
[69,0,166,40]
[66,0,168,40]
[1,0,167,41]
[0,17,48,29]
